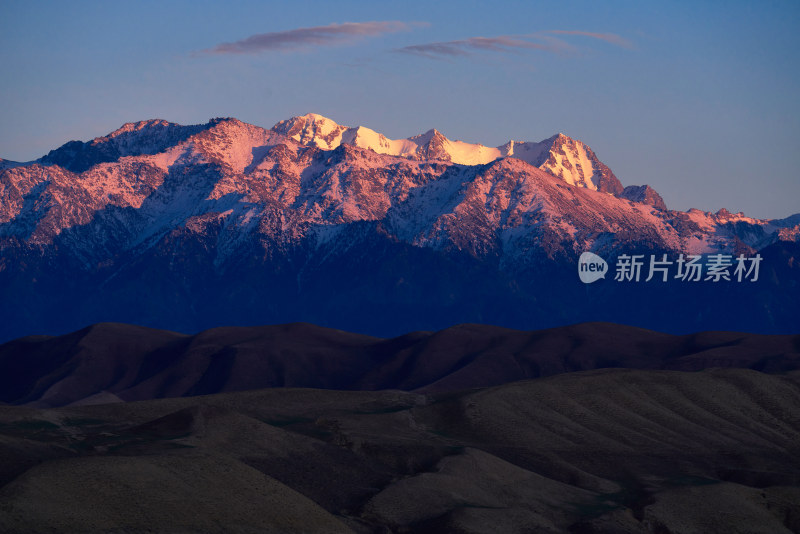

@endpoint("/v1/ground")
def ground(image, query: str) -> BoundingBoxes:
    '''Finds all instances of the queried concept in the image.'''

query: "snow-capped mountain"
[0,114,797,340]
[273,113,625,193]
[1,114,795,257]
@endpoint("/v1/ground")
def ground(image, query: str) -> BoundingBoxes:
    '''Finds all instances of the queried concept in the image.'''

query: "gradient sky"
[1,0,798,219]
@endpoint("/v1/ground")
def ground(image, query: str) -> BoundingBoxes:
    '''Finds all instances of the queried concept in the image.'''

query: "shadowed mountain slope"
[2,321,798,407]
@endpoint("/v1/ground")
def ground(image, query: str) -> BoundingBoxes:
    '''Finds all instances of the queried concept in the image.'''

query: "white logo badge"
[578,252,608,284]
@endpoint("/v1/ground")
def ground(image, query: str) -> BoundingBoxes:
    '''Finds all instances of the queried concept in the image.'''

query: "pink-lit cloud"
[201,21,417,55]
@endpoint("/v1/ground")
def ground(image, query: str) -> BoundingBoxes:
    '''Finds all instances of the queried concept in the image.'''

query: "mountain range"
[1,114,798,340]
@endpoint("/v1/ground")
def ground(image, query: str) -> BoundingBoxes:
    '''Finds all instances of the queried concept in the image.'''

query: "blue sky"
[1,0,798,218]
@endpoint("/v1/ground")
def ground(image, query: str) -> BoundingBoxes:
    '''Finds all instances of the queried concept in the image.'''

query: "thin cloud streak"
[546,30,634,49]
[396,30,632,60]
[397,35,560,59]
[201,21,416,55]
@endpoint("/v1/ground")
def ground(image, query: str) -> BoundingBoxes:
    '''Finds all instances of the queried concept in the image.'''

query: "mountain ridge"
[2,320,799,408]
[3,114,797,253]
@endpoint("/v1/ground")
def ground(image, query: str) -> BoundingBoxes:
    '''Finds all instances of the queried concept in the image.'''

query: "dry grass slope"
[0,368,798,532]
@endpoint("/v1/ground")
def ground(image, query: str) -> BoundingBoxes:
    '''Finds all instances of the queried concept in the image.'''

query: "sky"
[1,0,798,219]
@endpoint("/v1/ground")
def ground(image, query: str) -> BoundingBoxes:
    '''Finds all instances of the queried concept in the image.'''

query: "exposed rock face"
[621,184,667,210]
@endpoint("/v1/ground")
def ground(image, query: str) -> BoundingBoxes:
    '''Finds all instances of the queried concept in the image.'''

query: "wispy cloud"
[396,30,631,60]
[200,21,417,55]
[546,30,633,49]
[397,35,561,59]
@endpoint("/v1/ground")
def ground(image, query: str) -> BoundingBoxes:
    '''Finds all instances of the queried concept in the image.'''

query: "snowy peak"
[271,115,503,165]
[268,114,624,195]
[344,126,396,153]
[522,133,624,195]
[410,128,453,162]
[410,128,443,144]
[271,113,349,150]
